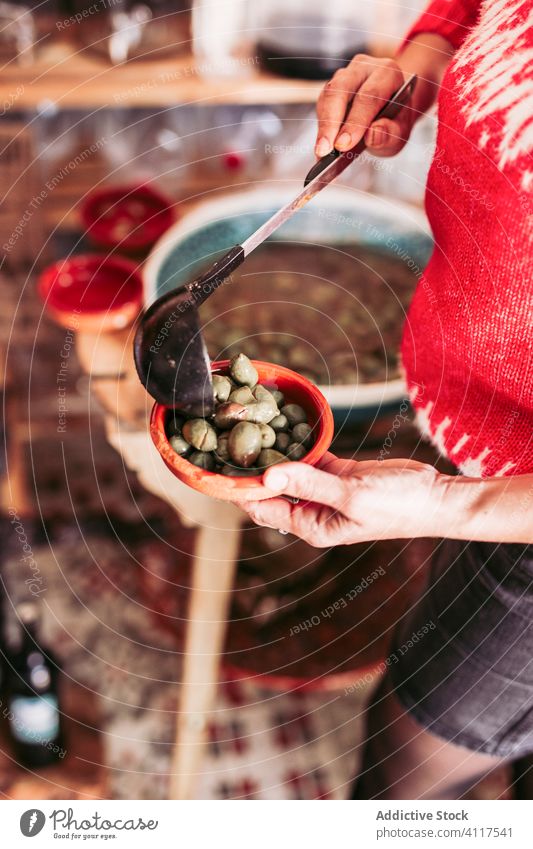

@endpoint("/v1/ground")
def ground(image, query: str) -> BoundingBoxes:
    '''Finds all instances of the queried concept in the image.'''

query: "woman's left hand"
[243,452,448,547]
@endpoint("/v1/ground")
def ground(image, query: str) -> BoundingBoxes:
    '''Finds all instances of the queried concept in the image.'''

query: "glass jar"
[72,0,190,64]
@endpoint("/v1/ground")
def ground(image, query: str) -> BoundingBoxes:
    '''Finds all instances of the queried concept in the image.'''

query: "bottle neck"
[20,621,39,656]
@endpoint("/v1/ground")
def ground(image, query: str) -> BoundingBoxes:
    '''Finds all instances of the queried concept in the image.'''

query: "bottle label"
[9,695,60,745]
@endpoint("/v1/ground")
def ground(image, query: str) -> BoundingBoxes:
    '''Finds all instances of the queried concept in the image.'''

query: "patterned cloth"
[401,0,533,477]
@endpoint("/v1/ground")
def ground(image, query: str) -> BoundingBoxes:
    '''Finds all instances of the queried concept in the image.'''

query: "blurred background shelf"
[1,41,324,109]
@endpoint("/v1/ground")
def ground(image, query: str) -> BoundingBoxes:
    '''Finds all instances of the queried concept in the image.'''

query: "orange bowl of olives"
[150,355,334,503]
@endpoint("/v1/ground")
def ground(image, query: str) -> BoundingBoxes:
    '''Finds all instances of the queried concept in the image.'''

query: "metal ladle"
[134,75,417,416]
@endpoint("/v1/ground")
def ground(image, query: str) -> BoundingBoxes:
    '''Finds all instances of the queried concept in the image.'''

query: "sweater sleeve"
[403,0,482,51]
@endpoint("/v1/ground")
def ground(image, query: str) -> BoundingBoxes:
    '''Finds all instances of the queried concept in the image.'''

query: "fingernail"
[369,127,386,148]
[265,469,288,491]
[335,132,352,151]
[315,137,331,157]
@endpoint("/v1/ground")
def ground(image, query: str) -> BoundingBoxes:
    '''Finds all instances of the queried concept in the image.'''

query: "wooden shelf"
[2,40,324,110]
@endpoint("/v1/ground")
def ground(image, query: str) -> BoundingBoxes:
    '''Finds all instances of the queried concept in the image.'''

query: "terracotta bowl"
[38,254,143,332]
[150,360,334,504]
[80,183,175,253]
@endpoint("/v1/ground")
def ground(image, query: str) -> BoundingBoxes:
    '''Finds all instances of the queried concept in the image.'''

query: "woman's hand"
[314,35,457,160]
[244,452,446,548]
[315,55,415,158]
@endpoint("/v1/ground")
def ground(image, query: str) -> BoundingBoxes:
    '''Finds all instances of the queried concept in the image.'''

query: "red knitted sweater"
[400,0,533,477]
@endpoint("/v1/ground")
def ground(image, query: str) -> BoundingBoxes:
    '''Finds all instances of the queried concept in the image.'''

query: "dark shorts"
[390,538,533,759]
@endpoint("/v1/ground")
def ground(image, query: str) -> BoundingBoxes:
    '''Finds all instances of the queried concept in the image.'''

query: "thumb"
[263,462,352,511]
[364,116,411,157]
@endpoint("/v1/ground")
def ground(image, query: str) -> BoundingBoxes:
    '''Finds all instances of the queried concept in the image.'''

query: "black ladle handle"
[186,244,245,309]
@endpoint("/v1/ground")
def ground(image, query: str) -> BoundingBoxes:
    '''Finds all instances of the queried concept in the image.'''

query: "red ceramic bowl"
[150,360,335,504]
[38,254,143,332]
[80,183,175,252]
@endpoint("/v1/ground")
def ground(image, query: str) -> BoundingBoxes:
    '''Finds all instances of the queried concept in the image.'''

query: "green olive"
[269,414,289,432]
[182,418,218,452]
[244,400,279,425]
[214,433,231,463]
[228,422,262,468]
[213,402,248,429]
[258,423,276,448]
[169,434,191,456]
[252,385,277,406]
[287,442,306,460]
[188,451,216,471]
[271,389,285,407]
[292,422,313,447]
[257,449,290,468]
[212,374,232,403]
[274,432,290,453]
[281,403,307,427]
[230,353,258,387]
[229,386,255,404]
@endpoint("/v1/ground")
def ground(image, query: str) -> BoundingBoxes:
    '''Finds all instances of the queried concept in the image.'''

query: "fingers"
[364,116,411,157]
[315,62,369,157]
[245,496,294,530]
[245,497,339,547]
[335,61,405,151]
[262,462,353,511]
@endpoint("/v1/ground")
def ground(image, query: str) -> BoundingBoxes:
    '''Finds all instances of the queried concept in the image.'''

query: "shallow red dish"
[80,183,175,252]
[38,254,143,332]
[150,360,335,504]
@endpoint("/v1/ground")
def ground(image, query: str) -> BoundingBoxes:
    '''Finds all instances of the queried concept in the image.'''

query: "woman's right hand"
[315,54,417,159]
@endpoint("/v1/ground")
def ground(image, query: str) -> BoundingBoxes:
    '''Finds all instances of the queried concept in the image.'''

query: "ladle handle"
[303,74,417,187]
[187,244,245,308]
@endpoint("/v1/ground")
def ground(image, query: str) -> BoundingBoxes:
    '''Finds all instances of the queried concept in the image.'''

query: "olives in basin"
[182,418,217,452]
[228,422,262,467]
[230,353,258,387]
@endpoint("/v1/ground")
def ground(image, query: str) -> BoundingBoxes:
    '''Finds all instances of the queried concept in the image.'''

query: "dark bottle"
[5,602,65,767]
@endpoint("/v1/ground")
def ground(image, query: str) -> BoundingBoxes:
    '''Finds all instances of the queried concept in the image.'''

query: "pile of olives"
[165,353,315,476]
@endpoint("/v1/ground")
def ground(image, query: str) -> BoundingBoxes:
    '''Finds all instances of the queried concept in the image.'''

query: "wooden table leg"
[75,330,245,799]
[168,519,241,800]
